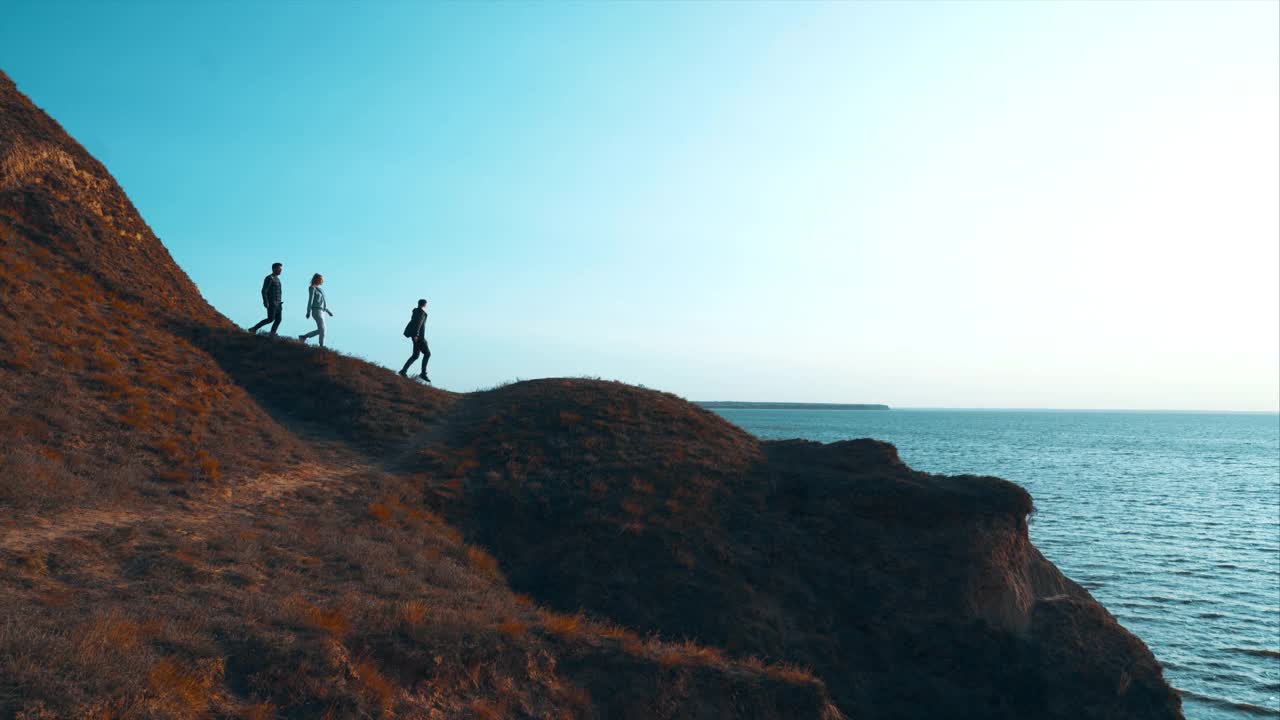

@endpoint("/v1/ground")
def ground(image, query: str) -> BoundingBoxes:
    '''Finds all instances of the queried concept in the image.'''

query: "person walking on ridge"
[248,262,284,335]
[299,273,333,347]
[399,298,431,383]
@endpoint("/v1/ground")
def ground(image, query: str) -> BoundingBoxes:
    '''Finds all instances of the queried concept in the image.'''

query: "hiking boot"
[298,334,308,342]
[398,370,409,378]
[418,373,431,383]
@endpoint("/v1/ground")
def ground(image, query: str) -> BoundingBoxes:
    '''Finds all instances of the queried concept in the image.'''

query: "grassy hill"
[0,69,1180,720]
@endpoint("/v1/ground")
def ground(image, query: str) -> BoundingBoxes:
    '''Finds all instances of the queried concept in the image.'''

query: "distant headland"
[698,401,890,411]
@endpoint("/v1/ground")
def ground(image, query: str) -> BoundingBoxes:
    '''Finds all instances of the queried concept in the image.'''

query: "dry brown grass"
[466,545,501,577]
[397,599,430,627]
[239,702,277,720]
[148,657,220,718]
[469,699,505,720]
[494,619,530,637]
[644,639,726,669]
[0,232,306,510]
[354,659,396,709]
[294,599,351,638]
[368,501,394,524]
[540,610,584,639]
[764,662,822,685]
[80,613,153,654]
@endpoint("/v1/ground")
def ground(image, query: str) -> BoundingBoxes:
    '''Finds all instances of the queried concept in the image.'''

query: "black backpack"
[403,308,427,338]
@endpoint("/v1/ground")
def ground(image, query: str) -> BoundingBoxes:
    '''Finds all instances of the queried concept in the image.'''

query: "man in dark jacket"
[399,299,431,382]
[248,262,284,335]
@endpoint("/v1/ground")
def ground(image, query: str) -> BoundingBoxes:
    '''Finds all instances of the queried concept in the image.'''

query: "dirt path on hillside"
[0,460,373,553]
[0,396,465,555]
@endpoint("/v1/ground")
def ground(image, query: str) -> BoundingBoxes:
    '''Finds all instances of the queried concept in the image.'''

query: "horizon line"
[696,401,1280,415]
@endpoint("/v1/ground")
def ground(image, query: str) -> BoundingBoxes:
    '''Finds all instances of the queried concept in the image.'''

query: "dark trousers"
[249,303,283,335]
[401,337,430,375]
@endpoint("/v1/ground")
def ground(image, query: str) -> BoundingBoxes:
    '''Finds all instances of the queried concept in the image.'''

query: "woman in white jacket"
[299,273,334,347]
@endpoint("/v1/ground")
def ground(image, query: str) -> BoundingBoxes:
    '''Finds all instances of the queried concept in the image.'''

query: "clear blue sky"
[3,1,1277,410]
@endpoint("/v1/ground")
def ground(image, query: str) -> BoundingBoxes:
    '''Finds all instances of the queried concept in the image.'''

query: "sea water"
[710,408,1280,720]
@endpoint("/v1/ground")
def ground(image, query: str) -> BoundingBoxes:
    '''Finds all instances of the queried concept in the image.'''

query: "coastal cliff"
[408,381,1182,718]
[0,70,1181,719]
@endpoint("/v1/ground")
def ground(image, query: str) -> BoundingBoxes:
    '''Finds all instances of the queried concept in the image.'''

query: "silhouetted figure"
[299,273,333,347]
[247,263,284,335]
[399,299,431,382]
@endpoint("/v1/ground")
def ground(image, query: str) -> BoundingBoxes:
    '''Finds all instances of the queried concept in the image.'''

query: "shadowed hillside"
[407,380,1182,719]
[0,68,1180,720]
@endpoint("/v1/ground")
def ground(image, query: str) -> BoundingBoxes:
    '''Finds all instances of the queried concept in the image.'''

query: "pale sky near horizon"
[3,1,1277,411]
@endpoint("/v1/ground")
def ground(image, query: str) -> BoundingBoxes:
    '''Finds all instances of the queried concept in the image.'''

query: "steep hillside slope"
[0,70,839,719]
[0,70,310,507]
[0,63,468,501]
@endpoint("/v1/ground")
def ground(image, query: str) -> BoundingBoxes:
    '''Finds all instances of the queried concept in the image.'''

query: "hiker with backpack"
[399,299,431,383]
[299,273,333,347]
[247,262,284,335]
